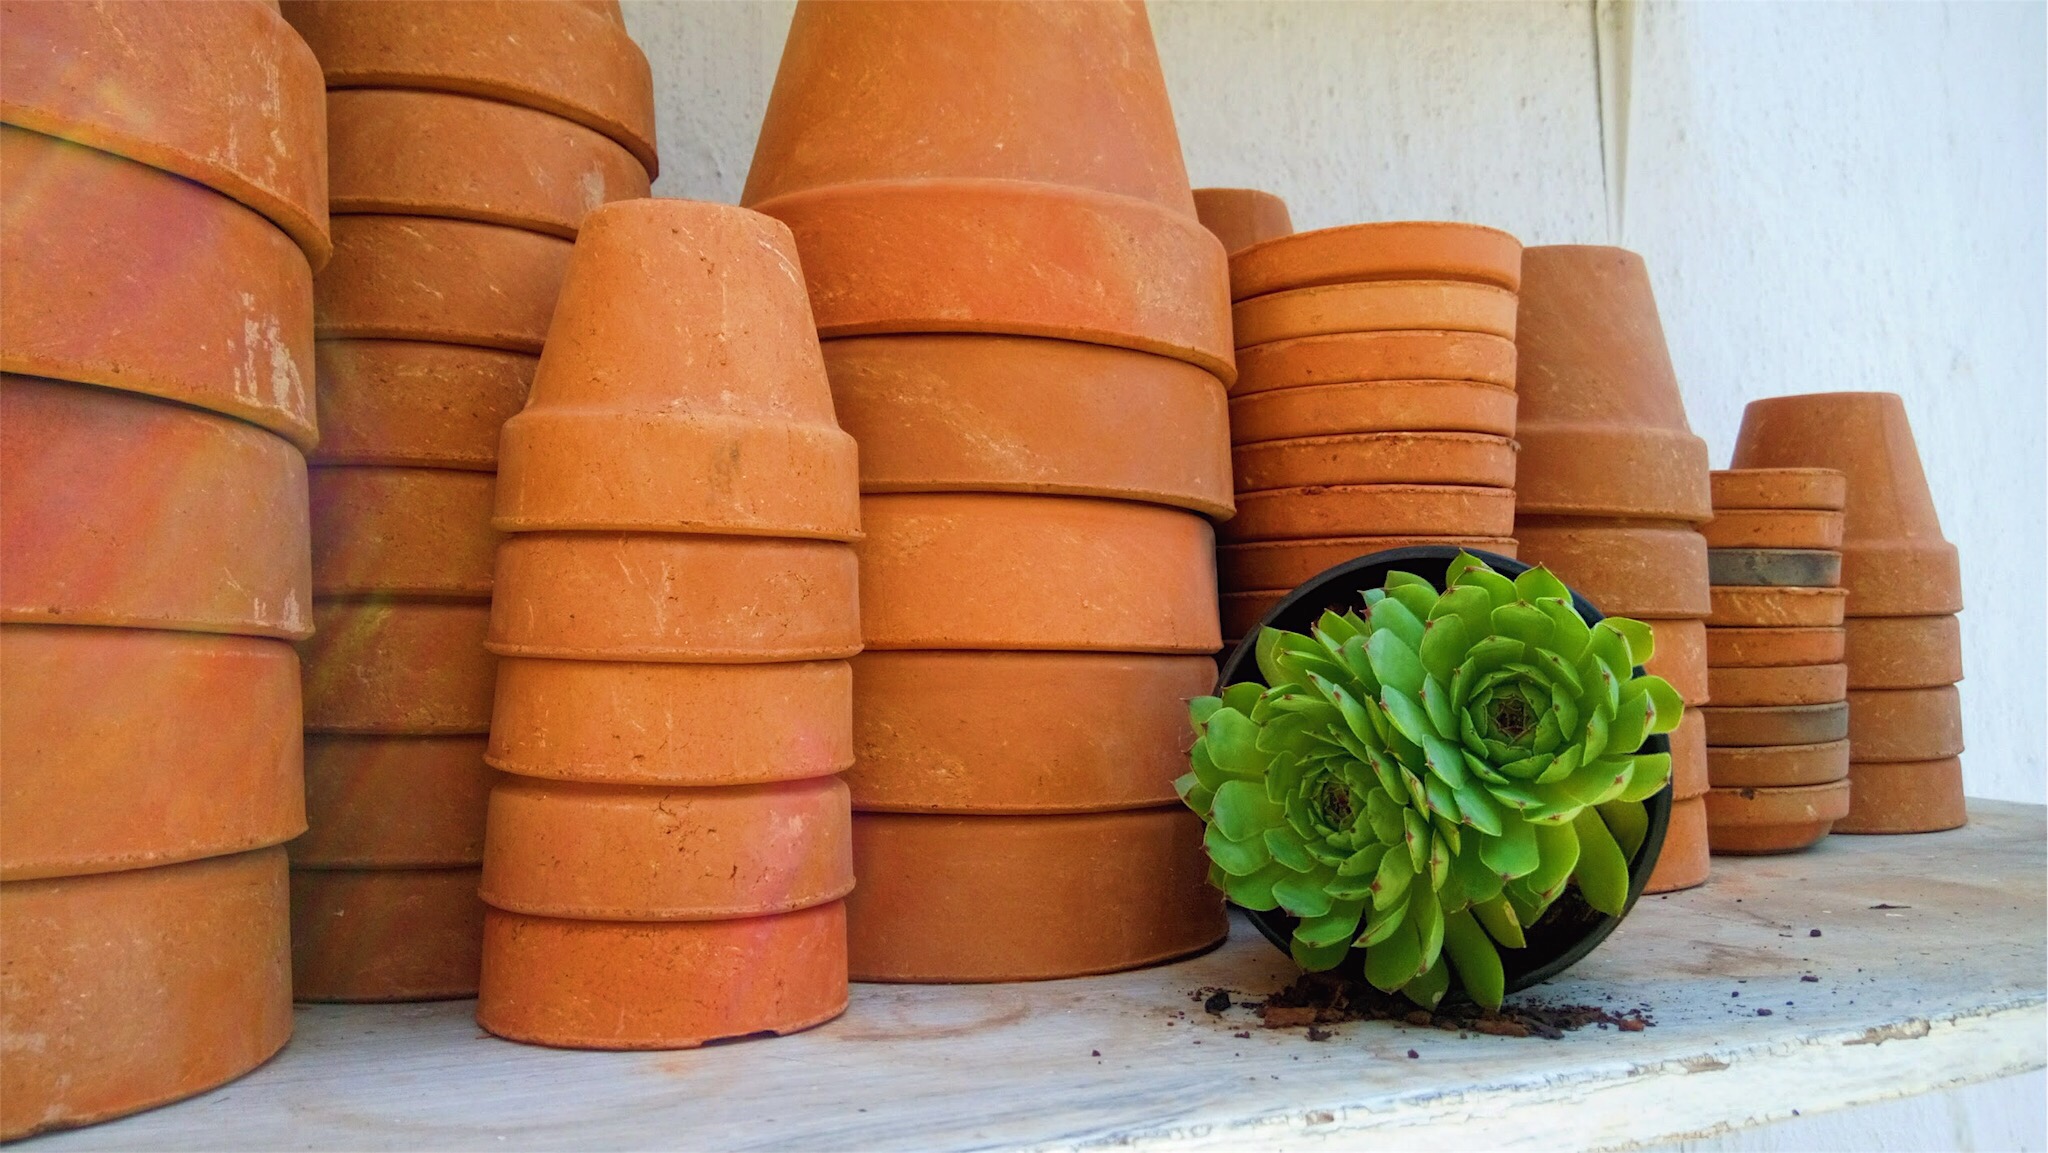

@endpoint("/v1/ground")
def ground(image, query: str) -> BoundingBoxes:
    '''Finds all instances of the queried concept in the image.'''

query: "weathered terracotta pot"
[1644,618,1709,706]
[822,334,1232,518]
[310,467,497,598]
[1508,518,1710,619]
[1707,585,1847,628]
[1229,221,1523,300]
[1217,535,1518,592]
[302,599,495,733]
[487,534,861,662]
[290,736,496,868]
[1233,280,1519,347]
[1221,589,1287,644]
[1706,663,1849,708]
[310,340,534,470]
[0,127,315,447]
[316,215,570,354]
[1835,758,1967,835]
[0,0,331,265]
[1700,702,1850,748]
[1710,468,1846,512]
[1707,740,1851,789]
[1641,795,1709,893]
[1233,432,1517,491]
[1669,709,1709,801]
[1222,484,1517,544]
[1700,509,1845,551]
[1844,615,1964,689]
[1703,781,1850,854]
[857,494,1219,653]
[1233,330,1518,396]
[476,902,847,1049]
[847,808,1226,982]
[1847,686,1964,762]
[1230,379,1519,443]
[1193,188,1293,255]
[0,848,291,1140]
[290,865,484,1001]
[1706,626,1846,668]
[281,0,658,174]
[1707,548,1843,589]
[1,376,312,640]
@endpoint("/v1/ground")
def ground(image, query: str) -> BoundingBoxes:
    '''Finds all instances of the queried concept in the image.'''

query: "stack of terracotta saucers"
[1215,222,1525,644]
[742,0,1229,982]
[0,3,326,1135]
[1195,187,1295,256]
[1700,469,1852,852]
[279,0,655,1002]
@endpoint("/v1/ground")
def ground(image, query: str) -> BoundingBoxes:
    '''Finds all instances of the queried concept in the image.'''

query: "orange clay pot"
[310,467,497,598]
[1638,620,1706,707]
[857,494,1219,653]
[1700,702,1850,748]
[487,534,861,662]
[1194,188,1292,254]
[1706,663,1848,708]
[1221,589,1287,643]
[0,848,291,1141]
[1700,508,1845,551]
[1642,795,1709,894]
[1228,221,1523,300]
[280,0,658,174]
[1710,468,1846,512]
[1222,485,1517,544]
[1703,780,1850,854]
[1232,433,1517,492]
[1706,585,1847,629]
[301,599,495,733]
[310,340,534,470]
[1707,740,1851,789]
[1707,548,1843,589]
[1512,518,1709,619]
[0,127,315,447]
[1844,615,1964,689]
[476,901,847,1049]
[1669,710,1709,801]
[494,200,860,540]
[1233,330,1518,395]
[847,651,1214,814]
[821,334,1232,518]
[1847,686,1964,763]
[290,736,497,868]
[1232,280,1518,347]
[488,659,852,786]
[1705,626,1846,669]
[0,376,312,640]
[1835,757,1967,835]
[316,215,570,354]
[1217,536,1519,593]
[290,866,485,1002]
[0,0,330,265]
[1,625,303,882]
[848,808,1226,982]
[326,88,647,238]
[1230,379,1518,443]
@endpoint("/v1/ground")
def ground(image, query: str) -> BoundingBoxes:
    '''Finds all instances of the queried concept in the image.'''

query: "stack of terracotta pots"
[279,0,655,1001]
[741,0,1229,982]
[1699,469,1853,852]
[1509,245,1714,894]
[471,200,859,1048]
[1731,394,1967,834]
[1194,187,1295,256]
[0,3,326,1135]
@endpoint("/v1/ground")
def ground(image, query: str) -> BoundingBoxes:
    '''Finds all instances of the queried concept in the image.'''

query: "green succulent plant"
[1178,552,1681,1010]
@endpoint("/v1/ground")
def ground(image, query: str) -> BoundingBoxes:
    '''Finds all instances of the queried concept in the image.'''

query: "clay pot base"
[1700,702,1850,748]
[311,467,498,599]
[290,866,485,1002]
[1233,279,1518,348]
[848,808,1226,982]
[1512,423,1712,522]
[1222,589,1287,644]
[1233,330,1517,394]
[1834,757,1968,835]
[1222,484,1516,544]
[1233,432,1516,491]
[0,848,291,1140]
[1230,379,1519,442]
[1229,221,1523,300]
[1642,795,1709,894]
[1512,518,1710,620]
[1707,585,1847,629]
[1839,539,1963,616]
[1707,549,1843,589]
[476,902,848,1050]
[1705,626,1846,668]
[1217,535,1518,592]
[1844,614,1963,688]
[1710,469,1847,512]
[1703,780,1850,854]
[291,736,497,869]
[1669,710,1709,800]
[1847,686,1965,763]
[317,215,571,354]
[311,340,535,471]
[302,599,496,734]
[1707,740,1851,789]
[1706,663,1848,708]
[1193,188,1292,255]
[1700,508,1845,551]
[1644,619,1709,707]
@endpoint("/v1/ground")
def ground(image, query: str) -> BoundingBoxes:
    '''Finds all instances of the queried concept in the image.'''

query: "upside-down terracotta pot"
[311,340,534,471]
[1216,535,1519,592]
[1843,615,1964,689]
[1642,795,1709,893]
[1707,740,1851,789]
[1220,589,1287,643]
[0,127,315,448]
[1644,618,1710,706]
[290,865,485,1001]
[857,494,1219,653]
[290,736,497,868]
[1230,378,1519,443]
[310,467,497,599]
[1232,280,1519,347]
[1510,518,1710,619]
[301,599,495,733]
[0,848,292,1140]
[1835,758,1967,835]
[1233,330,1518,395]
[1232,432,1517,491]
[1193,187,1292,254]
[847,808,1225,982]
[1847,686,1965,762]
[1706,548,1843,589]
[1706,626,1847,669]
[1700,509,1845,551]
[1703,780,1851,854]
[822,334,1232,517]
[1669,710,1709,801]
[1,376,312,640]
[1707,585,1848,629]
[316,215,570,354]
[1700,702,1850,748]
[1710,468,1846,512]
[1706,663,1849,708]
[1222,484,1516,544]
[1228,221,1523,300]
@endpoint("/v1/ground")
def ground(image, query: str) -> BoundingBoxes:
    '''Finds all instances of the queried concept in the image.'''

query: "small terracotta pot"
[1232,330,1518,395]
[1843,615,1963,689]
[280,0,658,174]
[1838,541,1965,617]
[1510,518,1710,619]
[1707,548,1843,589]
[848,808,1226,982]
[1,625,303,882]
[1706,585,1847,628]
[1710,468,1846,512]
[1641,795,1709,893]
[1847,686,1964,763]
[1700,508,1845,551]
[290,865,485,1002]
[1706,663,1849,708]
[1222,484,1517,544]
[326,88,648,238]
[1193,188,1293,254]
[1707,740,1850,789]
[310,340,534,471]
[1232,432,1516,491]
[1,375,313,640]
[1834,757,1967,835]
[291,736,498,868]
[1228,221,1522,300]
[856,494,1219,653]
[0,848,291,1140]
[1232,280,1519,347]
[311,467,498,599]
[1705,626,1846,669]
[1669,710,1709,800]
[0,127,316,448]
[487,534,861,662]
[822,334,1232,518]
[1514,425,1711,520]
[1229,378,1519,442]
[1221,589,1287,644]
[1700,702,1850,748]
[1644,618,1709,707]
[302,599,495,733]
[1703,780,1850,854]
[316,215,570,354]
[1217,535,1518,592]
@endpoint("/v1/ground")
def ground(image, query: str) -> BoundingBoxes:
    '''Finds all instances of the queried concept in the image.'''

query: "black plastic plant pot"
[1215,545,1672,999]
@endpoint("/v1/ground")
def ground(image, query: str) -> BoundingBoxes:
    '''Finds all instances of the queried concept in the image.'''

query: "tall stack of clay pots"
[1700,470,1852,852]
[1509,245,1714,894]
[0,3,326,1135]
[1194,187,1295,256]
[742,0,1229,981]
[279,0,655,1000]
[473,200,860,1048]
[1731,394,1967,834]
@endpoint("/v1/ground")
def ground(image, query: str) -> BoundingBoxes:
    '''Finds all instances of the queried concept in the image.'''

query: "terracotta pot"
[280,0,658,174]
[1699,702,1850,748]
[1222,484,1516,544]
[290,865,484,1001]
[326,88,648,238]
[1710,468,1846,512]
[1707,740,1850,789]
[1233,330,1518,395]
[1705,626,1846,668]
[1847,686,1964,762]
[1230,379,1519,443]
[1707,548,1843,589]
[1707,585,1848,629]
[1703,780,1850,854]
[847,808,1226,982]
[291,736,497,868]
[302,599,495,733]
[1699,509,1845,551]
[1221,589,1287,644]
[0,0,330,265]
[1510,518,1710,619]
[0,848,291,1140]
[0,127,316,448]
[1228,221,1523,300]
[476,902,847,1049]
[1193,188,1292,254]
[1844,615,1964,689]
[1705,663,1849,708]
[310,340,534,470]
[1834,757,1967,835]
[1836,542,1965,617]
[856,494,1219,653]
[1644,618,1710,707]
[1641,795,1709,893]
[1217,535,1518,592]
[1233,280,1519,347]
[487,534,862,662]
[1,625,303,882]
[311,467,497,598]
[1232,432,1517,491]
[821,334,1232,518]
[316,215,570,354]
[1,376,313,640]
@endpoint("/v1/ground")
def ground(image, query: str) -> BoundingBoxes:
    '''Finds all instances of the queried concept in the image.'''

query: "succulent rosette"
[1179,552,1681,1009]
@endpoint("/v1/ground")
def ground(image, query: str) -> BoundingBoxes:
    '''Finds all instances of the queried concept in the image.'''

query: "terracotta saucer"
[1700,508,1845,551]
[1232,279,1518,346]
[1706,585,1847,629]
[1707,549,1843,588]
[1230,379,1519,442]
[1232,329,1517,394]
[1709,468,1846,512]
[1229,220,1523,299]
[1706,740,1851,789]
[1233,432,1517,491]
[1705,663,1849,708]
[1698,702,1850,748]
[1705,626,1846,669]
[1222,484,1516,544]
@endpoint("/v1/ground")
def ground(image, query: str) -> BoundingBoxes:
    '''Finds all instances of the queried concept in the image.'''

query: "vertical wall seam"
[1594,0,1637,244]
